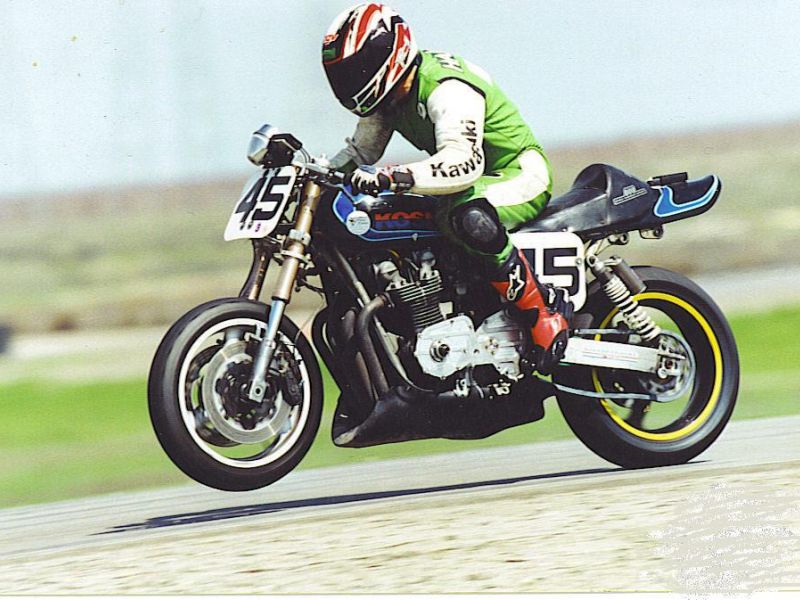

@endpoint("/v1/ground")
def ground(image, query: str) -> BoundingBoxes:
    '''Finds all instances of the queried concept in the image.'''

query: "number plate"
[510,231,587,310]
[224,166,298,241]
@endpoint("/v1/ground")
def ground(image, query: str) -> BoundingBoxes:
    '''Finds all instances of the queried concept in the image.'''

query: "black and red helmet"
[322,3,419,117]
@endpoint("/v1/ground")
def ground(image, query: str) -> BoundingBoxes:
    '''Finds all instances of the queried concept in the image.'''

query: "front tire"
[555,267,739,468]
[148,298,323,491]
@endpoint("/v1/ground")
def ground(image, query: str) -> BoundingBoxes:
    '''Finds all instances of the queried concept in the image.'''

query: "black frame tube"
[355,295,390,395]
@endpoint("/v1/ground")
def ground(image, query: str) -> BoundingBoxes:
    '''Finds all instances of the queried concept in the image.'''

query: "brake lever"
[312,171,357,203]
[328,181,358,204]
[293,154,354,200]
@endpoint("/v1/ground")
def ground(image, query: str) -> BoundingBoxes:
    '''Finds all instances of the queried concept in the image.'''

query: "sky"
[1,0,799,197]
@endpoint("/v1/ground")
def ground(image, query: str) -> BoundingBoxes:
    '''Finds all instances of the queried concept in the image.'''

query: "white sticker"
[510,231,587,310]
[346,210,372,236]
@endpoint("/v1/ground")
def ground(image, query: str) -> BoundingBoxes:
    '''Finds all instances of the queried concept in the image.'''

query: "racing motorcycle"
[148,124,739,491]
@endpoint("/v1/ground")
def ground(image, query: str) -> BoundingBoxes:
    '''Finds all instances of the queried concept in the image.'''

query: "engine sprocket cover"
[413,315,474,379]
[413,311,525,380]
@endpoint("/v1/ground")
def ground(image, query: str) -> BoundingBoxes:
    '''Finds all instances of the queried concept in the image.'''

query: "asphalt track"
[1,414,797,593]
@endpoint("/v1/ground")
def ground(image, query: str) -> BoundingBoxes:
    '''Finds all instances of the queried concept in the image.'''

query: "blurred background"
[1,0,799,506]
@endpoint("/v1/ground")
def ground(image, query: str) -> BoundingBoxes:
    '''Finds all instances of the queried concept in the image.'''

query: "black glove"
[347,165,415,196]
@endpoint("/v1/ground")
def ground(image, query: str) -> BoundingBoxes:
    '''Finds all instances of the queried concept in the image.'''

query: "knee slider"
[450,199,508,255]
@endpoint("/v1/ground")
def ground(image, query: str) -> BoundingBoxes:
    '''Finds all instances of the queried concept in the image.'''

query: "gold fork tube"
[272,180,322,302]
[247,179,324,402]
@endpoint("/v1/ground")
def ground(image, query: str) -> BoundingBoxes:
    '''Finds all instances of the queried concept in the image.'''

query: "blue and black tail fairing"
[516,163,721,240]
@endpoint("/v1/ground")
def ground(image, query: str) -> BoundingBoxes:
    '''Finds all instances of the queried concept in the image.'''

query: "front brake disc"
[201,341,291,444]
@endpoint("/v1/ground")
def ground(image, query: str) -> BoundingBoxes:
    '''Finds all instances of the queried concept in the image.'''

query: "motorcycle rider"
[323,2,572,372]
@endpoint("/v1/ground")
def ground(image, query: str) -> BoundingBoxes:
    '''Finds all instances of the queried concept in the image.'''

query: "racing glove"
[347,165,415,196]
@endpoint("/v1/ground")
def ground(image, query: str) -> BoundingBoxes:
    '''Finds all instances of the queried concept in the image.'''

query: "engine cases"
[414,311,526,380]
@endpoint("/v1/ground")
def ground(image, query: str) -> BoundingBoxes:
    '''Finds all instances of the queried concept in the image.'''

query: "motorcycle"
[148,124,739,491]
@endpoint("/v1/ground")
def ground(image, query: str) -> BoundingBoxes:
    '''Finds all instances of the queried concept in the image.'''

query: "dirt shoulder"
[1,461,797,595]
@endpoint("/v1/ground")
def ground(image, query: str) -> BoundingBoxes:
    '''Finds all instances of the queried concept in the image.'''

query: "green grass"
[725,304,800,419]
[1,306,798,508]
[0,380,186,506]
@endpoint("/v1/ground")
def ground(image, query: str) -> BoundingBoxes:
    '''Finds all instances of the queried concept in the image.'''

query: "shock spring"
[592,259,661,342]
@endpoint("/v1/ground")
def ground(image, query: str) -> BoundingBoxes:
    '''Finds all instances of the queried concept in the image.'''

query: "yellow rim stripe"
[593,292,723,442]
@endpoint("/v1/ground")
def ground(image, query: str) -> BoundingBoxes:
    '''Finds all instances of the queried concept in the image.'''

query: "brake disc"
[201,340,291,444]
[639,331,696,402]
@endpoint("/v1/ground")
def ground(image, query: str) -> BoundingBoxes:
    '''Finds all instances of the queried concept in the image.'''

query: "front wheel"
[555,266,739,468]
[148,298,323,491]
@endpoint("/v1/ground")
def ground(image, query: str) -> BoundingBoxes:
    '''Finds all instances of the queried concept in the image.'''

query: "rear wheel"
[555,266,739,468]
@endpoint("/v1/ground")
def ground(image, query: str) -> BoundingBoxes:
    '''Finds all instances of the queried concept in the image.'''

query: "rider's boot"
[489,249,573,373]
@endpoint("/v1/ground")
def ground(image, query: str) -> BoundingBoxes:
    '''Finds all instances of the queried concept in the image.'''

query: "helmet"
[322,3,419,117]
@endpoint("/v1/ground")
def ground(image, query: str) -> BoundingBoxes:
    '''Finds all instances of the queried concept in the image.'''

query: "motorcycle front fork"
[245,180,322,403]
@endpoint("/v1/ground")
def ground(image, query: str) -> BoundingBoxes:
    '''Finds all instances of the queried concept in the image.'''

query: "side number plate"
[510,231,587,310]
[224,166,298,241]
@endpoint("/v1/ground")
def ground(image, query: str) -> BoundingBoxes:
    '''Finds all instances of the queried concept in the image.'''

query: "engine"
[371,250,527,383]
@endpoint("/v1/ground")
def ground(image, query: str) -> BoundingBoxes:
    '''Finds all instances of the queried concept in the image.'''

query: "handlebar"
[250,125,348,187]
[292,151,348,188]
[309,163,347,186]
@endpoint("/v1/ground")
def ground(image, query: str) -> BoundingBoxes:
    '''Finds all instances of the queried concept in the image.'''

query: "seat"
[515,164,657,239]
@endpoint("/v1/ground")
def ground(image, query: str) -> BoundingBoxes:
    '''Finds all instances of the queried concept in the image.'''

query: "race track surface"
[1,415,798,594]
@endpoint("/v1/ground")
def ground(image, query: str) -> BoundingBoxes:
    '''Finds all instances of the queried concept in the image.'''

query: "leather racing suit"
[332,50,570,371]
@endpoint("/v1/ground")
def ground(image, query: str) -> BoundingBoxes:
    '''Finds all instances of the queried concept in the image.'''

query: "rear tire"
[555,267,739,468]
[148,298,323,491]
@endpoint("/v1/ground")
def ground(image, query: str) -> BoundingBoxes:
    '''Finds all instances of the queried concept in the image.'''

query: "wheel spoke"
[625,401,650,429]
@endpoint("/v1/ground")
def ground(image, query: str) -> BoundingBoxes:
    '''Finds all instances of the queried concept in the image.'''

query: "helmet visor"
[323,30,394,115]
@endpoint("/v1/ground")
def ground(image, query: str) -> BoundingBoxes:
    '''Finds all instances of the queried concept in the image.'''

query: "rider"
[323,2,572,372]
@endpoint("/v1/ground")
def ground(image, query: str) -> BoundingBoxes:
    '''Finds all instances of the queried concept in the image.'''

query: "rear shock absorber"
[588,255,661,342]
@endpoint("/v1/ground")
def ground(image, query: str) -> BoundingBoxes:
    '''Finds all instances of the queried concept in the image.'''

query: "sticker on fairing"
[346,210,372,235]
[224,166,297,241]
[510,231,587,310]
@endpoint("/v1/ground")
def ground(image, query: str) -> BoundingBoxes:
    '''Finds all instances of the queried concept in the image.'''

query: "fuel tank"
[323,187,443,246]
